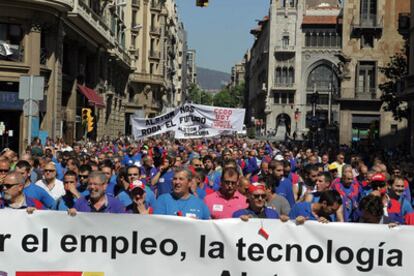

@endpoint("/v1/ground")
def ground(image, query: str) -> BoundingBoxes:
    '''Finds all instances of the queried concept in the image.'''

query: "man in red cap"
[232,183,289,221]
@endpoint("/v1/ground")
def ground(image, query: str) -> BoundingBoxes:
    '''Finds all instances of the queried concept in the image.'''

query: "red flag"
[258,227,269,240]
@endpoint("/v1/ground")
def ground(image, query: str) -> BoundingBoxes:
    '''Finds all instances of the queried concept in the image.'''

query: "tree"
[379,50,408,121]
[212,82,245,108]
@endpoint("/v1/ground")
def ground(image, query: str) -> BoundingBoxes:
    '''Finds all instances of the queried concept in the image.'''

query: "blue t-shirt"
[106,175,118,196]
[233,207,280,219]
[274,177,295,207]
[289,202,317,220]
[74,195,125,213]
[54,162,66,181]
[153,193,210,220]
[24,183,56,209]
[156,169,175,196]
[122,153,142,166]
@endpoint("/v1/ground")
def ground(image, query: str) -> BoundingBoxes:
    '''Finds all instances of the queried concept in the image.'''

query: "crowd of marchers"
[0,135,413,226]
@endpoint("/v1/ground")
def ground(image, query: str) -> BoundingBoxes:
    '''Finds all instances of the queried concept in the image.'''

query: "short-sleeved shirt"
[204,191,248,219]
[273,177,295,207]
[35,179,66,201]
[156,169,175,196]
[289,202,317,220]
[153,193,210,220]
[233,207,279,219]
[24,183,56,209]
[74,195,125,213]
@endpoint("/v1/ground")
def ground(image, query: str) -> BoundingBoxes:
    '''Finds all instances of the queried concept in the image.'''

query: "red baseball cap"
[371,173,386,182]
[248,183,266,194]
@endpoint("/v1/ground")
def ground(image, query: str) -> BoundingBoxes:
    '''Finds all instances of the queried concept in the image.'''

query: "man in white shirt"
[36,162,65,200]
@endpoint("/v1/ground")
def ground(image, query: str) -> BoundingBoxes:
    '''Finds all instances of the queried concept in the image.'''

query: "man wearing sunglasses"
[0,172,44,212]
[204,167,248,219]
[77,164,92,196]
[233,183,288,221]
[35,162,65,201]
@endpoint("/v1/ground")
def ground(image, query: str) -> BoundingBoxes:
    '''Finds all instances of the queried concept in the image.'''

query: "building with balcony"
[246,0,342,139]
[124,0,188,133]
[0,0,132,152]
[186,49,197,86]
[339,0,409,146]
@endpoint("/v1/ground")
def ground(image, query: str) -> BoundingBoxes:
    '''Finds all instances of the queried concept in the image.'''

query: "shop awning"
[77,84,105,108]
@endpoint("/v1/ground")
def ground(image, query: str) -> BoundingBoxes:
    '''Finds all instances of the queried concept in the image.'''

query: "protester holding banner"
[0,171,43,212]
[68,171,125,215]
[153,168,210,219]
[204,167,248,219]
[289,190,342,224]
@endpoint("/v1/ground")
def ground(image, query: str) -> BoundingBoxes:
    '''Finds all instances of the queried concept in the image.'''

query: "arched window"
[306,64,339,93]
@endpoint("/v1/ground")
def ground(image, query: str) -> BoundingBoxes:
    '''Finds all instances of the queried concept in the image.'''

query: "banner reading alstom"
[130,103,245,139]
[0,210,413,276]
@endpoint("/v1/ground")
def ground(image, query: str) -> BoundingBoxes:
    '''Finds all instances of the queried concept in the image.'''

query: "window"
[274,93,280,104]
[131,34,136,48]
[307,65,339,93]
[132,10,137,27]
[357,61,376,94]
[360,0,377,26]
[0,23,23,61]
[282,36,289,48]
[361,34,374,48]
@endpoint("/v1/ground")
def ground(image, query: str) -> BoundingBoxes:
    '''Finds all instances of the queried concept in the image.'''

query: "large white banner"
[0,210,413,276]
[130,103,245,139]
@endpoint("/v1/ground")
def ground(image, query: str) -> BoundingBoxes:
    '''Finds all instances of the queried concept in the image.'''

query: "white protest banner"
[131,103,246,139]
[0,210,413,276]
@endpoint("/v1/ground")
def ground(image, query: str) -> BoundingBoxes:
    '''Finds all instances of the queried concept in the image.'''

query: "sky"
[176,0,269,74]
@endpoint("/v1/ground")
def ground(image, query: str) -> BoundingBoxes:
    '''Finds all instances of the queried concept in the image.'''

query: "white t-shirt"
[36,179,66,200]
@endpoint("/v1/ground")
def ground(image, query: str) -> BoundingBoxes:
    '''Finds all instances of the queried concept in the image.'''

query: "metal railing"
[274,45,295,52]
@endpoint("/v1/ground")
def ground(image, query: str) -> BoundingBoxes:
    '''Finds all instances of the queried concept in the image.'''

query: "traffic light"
[196,0,208,7]
[81,108,94,133]
[81,108,90,126]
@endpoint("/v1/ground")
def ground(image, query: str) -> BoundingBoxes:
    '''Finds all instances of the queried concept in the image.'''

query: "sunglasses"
[44,169,55,173]
[79,174,89,178]
[1,183,20,190]
[0,169,9,173]
[128,173,139,176]
[252,194,267,199]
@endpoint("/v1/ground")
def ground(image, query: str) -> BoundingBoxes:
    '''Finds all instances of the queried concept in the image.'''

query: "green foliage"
[212,82,245,108]
[379,50,408,121]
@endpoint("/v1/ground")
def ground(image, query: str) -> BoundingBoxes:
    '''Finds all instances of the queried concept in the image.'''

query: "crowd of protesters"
[0,134,414,226]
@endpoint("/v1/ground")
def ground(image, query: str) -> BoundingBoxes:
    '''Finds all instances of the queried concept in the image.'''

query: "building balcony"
[337,88,380,102]
[274,45,295,53]
[68,0,115,47]
[271,82,296,91]
[351,15,383,36]
[109,45,132,68]
[148,50,161,60]
[150,26,161,36]
[132,0,140,8]
[131,72,165,86]
[150,1,162,11]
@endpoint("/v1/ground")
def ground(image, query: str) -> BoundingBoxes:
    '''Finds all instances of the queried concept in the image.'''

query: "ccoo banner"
[130,103,245,139]
[0,210,413,276]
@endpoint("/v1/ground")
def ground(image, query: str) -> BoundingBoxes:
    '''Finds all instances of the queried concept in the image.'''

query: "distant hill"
[197,67,231,91]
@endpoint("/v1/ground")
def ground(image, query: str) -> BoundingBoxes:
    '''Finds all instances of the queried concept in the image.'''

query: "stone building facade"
[0,0,131,152]
[339,0,408,146]
[246,0,410,147]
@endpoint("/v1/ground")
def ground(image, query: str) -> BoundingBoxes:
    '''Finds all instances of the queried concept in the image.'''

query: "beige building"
[186,49,197,86]
[124,0,187,131]
[0,0,131,153]
[339,0,409,146]
[230,61,246,88]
